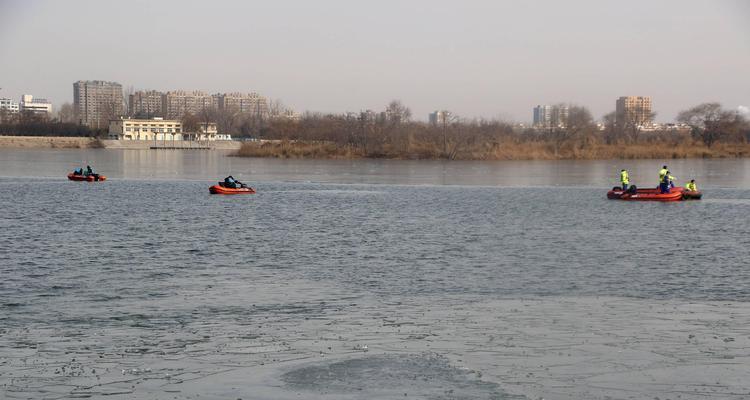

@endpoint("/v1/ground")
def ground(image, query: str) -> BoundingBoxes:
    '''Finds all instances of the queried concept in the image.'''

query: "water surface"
[1,149,749,399]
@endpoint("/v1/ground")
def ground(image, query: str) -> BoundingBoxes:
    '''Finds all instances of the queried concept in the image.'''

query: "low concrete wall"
[102,139,241,150]
[0,136,101,149]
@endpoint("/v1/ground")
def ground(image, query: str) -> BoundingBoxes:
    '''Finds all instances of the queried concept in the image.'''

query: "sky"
[0,0,748,122]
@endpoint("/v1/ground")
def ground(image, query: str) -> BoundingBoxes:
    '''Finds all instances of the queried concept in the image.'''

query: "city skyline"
[1,0,748,122]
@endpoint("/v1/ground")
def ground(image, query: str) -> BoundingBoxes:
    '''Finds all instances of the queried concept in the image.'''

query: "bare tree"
[601,111,619,144]
[123,85,135,116]
[182,112,200,134]
[616,107,656,143]
[57,102,76,123]
[385,100,412,124]
[268,98,288,119]
[198,107,219,135]
[677,102,747,147]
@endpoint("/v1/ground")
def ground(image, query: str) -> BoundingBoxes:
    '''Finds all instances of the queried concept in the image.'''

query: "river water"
[1,149,749,400]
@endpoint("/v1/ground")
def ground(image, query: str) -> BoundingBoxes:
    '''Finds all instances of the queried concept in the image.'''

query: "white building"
[108,117,220,141]
[429,110,452,126]
[20,95,53,116]
[0,98,20,113]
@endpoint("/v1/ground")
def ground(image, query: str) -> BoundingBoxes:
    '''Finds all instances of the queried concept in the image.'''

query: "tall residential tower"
[615,96,653,125]
[73,80,124,128]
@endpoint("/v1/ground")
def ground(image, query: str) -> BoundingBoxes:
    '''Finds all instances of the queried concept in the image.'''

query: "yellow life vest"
[620,170,629,184]
[686,182,697,191]
[659,168,668,181]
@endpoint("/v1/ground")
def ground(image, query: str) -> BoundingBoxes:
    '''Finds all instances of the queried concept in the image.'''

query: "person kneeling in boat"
[73,167,83,175]
[84,165,101,180]
[620,169,630,191]
[660,171,675,193]
[224,175,237,188]
[685,179,698,192]
[223,175,247,189]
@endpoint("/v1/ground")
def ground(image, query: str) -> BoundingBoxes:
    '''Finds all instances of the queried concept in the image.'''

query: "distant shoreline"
[0,135,240,150]
[2,136,748,160]
[233,140,750,161]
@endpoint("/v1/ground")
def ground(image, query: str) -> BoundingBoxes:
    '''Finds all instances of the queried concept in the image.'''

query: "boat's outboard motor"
[627,185,637,194]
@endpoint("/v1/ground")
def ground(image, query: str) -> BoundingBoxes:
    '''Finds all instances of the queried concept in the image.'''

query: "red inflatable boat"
[209,183,256,194]
[607,186,685,202]
[68,173,107,182]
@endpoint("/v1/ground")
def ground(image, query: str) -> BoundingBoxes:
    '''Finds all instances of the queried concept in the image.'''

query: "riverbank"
[0,135,104,149]
[235,140,750,160]
[0,135,241,150]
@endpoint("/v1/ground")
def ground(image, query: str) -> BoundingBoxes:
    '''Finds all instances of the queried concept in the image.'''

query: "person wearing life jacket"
[74,167,83,175]
[658,165,668,185]
[660,171,676,193]
[620,169,630,191]
[686,179,698,192]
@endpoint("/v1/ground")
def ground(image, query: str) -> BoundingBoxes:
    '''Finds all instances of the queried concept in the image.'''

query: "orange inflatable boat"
[607,186,685,201]
[209,183,256,194]
[68,173,107,182]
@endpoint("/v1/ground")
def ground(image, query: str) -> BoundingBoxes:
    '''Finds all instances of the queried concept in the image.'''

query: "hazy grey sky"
[1,0,748,122]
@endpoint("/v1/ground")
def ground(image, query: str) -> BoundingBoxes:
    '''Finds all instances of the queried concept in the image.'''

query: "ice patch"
[281,353,526,399]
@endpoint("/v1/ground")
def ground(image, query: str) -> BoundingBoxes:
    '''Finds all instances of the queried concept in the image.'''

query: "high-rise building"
[162,90,217,118]
[533,104,568,128]
[615,96,653,125]
[217,92,268,117]
[73,80,124,128]
[20,95,52,117]
[533,105,551,127]
[129,90,164,118]
[429,110,452,126]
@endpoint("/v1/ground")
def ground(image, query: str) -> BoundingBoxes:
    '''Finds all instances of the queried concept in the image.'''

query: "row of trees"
[239,100,749,159]
[0,108,96,136]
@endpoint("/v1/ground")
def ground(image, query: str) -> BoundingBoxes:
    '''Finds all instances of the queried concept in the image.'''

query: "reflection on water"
[0,148,749,187]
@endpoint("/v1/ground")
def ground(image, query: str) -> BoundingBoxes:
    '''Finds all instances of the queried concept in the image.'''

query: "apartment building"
[74,80,124,128]
[615,96,653,125]
[533,104,568,128]
[129,90,164,118]
[163,90,217,118]
[217,92,268,117]
[125,89,271,121]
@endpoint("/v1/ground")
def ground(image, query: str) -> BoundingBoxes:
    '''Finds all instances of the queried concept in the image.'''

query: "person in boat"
[224,176,236,188]
[658,165,668,185]
[84,165,101,180]
[620,169,630,191]
[73,167,83,175]
[660,171,676,193]
[685,179,698,192]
